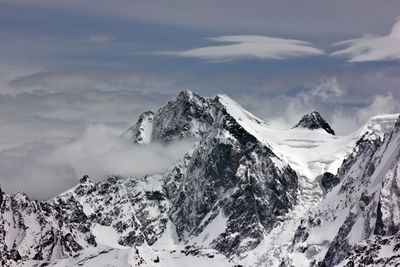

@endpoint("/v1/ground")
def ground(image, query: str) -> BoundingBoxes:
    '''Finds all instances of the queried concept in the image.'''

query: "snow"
[190,211,228,246]
[348,215,364,244]
[358,113,399,141]
[153,220,180,249]
[138,245,233,267]
[92,224,127,249]
[140,114,154,144]
[218,95,399,181]
[216,95,399,266]
[3,210,20,248]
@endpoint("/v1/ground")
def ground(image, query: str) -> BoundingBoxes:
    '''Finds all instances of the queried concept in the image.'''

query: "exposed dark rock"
[293,111,335,135]
[319,172,340,192]
[80,175,90,184]
[395,114,400,129]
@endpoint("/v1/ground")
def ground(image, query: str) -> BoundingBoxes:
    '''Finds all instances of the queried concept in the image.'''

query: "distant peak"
[294,111,335,135]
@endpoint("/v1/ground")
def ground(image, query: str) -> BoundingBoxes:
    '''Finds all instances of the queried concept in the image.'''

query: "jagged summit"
[124,90,213,143]
[293,111,335,135]
[124,90,267,144]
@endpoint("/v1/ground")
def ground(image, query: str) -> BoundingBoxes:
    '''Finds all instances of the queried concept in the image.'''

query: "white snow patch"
[92,224,127,249]
[191,211,228,246]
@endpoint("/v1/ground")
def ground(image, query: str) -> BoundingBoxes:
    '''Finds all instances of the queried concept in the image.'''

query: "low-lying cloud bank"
[0,125,194,200]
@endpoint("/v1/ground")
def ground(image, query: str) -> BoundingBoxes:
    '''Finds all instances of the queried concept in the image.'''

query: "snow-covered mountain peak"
[124,90,214,143]
[215,94,267,126]
[125,91,270,145]
[293,111,335,135]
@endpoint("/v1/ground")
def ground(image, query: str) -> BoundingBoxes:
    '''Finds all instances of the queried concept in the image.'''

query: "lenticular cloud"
[157,35,324,61]
[331,17,400,62]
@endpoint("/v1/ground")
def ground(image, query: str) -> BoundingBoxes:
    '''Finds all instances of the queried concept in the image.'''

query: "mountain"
[294,111,335,135]
[1,90,399,266]
[287,113,400,266]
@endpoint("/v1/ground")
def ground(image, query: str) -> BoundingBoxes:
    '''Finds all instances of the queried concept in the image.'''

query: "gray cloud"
[9,67,171,93]
[0,124,194,200]
[157,35,324,61]
[0,67,175,149]
[331,17,400,62]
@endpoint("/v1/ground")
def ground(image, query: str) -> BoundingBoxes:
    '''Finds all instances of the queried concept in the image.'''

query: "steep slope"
[287,115,400,266]
[166,95,299,255]
[123,111,154,144]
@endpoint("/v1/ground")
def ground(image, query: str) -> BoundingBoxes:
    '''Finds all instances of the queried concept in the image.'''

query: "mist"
[0,124,194,200]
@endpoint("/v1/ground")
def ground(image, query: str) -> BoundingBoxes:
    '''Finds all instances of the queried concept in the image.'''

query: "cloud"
[305,77,345,102]
[331,17,400,62]
[0,67,177,149]
[0,124,194,200]
[354,93,400,123]
[157,35,324,61]
[331,94,400,134]
[8,67,170,93]
[234,73,400,135]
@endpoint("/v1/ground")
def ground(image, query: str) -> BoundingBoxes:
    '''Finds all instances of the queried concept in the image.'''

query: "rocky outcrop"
[293,111,335,135]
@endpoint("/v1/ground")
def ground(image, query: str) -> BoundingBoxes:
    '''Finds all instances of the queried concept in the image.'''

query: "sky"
[1,0,400,199]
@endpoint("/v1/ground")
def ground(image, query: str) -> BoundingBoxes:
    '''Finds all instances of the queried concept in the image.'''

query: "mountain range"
[1,90,400,266]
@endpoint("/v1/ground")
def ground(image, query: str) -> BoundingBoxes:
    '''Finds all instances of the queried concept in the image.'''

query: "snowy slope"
[1,90,399,267]
[286,115,400,266]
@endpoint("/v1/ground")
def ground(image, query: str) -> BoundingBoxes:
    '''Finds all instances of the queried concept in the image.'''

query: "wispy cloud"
[157,35,324,61]
[0,67,175,149]
[234,69,400,135]
[331,17,400,62]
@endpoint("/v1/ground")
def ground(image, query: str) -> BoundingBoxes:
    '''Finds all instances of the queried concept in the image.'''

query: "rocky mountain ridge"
[1,90,399,266]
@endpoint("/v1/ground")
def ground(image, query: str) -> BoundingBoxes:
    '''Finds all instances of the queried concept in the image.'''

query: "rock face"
[166,96,299,255]
[0,91,399,266]
[124,90,214,144]
[294,111,335,135]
